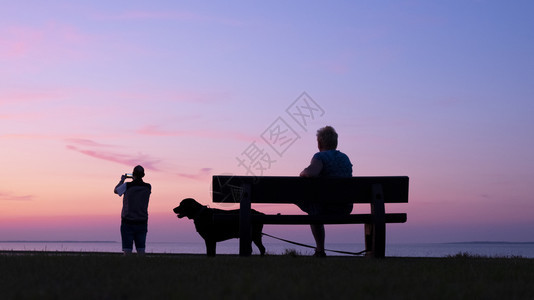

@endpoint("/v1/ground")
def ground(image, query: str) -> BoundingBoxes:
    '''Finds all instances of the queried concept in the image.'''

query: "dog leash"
[261,232,367,256]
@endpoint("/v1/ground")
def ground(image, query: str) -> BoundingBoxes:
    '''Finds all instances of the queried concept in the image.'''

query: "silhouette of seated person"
[296,126,353,257]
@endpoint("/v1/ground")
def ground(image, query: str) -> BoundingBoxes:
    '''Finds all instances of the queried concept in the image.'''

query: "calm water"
[1,241,533,258]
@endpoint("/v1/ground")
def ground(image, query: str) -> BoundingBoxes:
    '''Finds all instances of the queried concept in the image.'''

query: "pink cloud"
[64,138,117,148]
[0,26,40,59]
[94,10,243,26]
[65,139,213,181]
[112,90,233,105]
[137,125,254,142]
[0,191,34,201]
[65,139,218,181]
[0,23,94,62]
[66,144,161,171]
[176,168,213,181]
[0,89,66,105]
[1,86,231,108]
[0,134,33,139]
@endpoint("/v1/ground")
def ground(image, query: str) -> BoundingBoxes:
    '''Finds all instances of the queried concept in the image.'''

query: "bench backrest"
[212,176,409,204]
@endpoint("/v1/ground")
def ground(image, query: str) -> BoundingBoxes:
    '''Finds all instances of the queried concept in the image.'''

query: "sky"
[1,1,533,246]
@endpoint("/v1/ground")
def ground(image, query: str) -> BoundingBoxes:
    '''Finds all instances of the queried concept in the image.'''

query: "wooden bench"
[211,175,409,258]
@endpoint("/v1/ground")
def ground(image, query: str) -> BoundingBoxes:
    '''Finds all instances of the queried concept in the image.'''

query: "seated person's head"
[317,126,338,151]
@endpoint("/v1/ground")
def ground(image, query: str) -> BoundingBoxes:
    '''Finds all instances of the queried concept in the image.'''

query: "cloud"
[94,10,243,26]
[65,139,211,181]
[0,23,94,62]
[137,125,254,142]
[64,138,117,148]
[176,168,212,181]
[112,90,233,105]
[0,192,33,201]
[0,26,39,59]
[66,142,161,171]
[0,89,67,105]
[0,133,63,140]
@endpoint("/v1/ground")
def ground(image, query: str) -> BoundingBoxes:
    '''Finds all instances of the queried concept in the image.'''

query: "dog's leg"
[252,228,266,256]
[253,238,265,256]
[205,240,216,256]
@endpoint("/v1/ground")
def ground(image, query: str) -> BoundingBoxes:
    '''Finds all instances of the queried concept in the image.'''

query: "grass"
[0,251,533,299]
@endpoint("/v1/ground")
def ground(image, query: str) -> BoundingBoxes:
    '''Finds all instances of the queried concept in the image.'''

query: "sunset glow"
[1,1,533,245]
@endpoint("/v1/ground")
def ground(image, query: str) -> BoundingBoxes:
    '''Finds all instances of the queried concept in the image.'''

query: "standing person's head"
[316,126,338,151]
[132,165,145,179]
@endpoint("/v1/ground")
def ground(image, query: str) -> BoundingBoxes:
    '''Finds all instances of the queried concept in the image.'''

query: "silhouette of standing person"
[297,126,353,257]
[114,165,151,255]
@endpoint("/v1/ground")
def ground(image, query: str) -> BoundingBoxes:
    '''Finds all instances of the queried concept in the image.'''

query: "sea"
[1,241,534,258]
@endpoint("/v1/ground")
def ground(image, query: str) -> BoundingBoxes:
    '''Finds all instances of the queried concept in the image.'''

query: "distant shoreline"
[0,240,118,243]
[1,250,533,259]
[443,241,534,245]
[2,241,534,258]
[1,240,534,244]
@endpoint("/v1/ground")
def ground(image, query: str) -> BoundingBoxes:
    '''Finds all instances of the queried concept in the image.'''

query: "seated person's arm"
[300,157,323,177]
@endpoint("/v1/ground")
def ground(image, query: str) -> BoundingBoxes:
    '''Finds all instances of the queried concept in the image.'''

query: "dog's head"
[173,198,205,219]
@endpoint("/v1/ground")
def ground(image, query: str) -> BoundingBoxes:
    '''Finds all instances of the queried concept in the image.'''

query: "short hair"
[317,126,338,150]
[133,165,145,178]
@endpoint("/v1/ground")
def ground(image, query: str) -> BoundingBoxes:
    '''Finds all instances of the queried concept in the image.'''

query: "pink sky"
[1,1,533,245]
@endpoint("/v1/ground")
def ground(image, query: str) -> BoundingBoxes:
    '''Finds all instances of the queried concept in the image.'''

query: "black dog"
[173,198,266,256]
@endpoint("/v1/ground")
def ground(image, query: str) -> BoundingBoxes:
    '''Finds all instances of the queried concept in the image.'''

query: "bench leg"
[365,184,386,258]
[239,183,252,256]
[365,223,385,258]
[364,223,372,257]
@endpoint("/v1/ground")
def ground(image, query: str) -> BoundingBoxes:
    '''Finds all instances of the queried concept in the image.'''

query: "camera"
[125,173,133,178]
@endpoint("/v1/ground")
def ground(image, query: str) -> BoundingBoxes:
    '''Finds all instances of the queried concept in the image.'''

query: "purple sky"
[1,1,533,244]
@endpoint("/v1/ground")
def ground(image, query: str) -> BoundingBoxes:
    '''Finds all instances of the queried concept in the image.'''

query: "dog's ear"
[183,198,203,209]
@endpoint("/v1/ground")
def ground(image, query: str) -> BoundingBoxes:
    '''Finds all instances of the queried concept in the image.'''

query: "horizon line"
[1,240,534,245]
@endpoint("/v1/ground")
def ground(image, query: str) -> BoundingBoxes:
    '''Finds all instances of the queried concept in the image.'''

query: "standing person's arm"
[114,174,128,195]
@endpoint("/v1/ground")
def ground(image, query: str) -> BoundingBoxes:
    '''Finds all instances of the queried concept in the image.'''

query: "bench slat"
[213,213,407,225]
[212,176,409,204]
